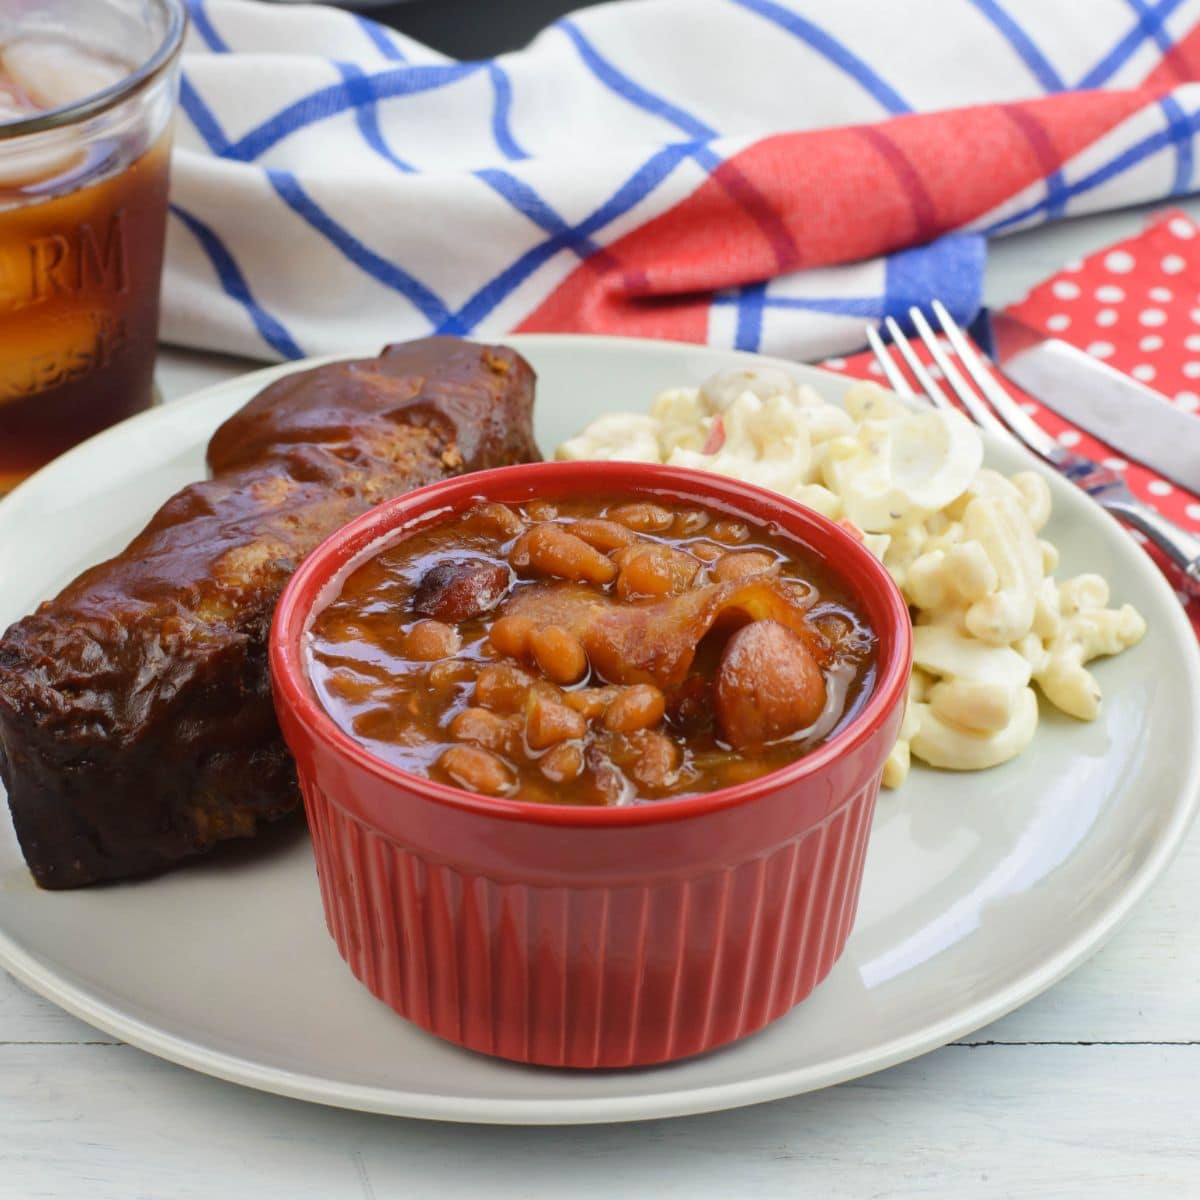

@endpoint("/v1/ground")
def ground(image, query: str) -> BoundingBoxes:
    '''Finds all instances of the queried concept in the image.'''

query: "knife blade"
[987,310,1200,493]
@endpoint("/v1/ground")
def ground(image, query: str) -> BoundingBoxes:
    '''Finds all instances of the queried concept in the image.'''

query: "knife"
[987,310,1200,493]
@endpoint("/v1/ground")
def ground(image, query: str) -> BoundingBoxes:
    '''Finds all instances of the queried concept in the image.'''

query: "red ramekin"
[270,462,911,1069]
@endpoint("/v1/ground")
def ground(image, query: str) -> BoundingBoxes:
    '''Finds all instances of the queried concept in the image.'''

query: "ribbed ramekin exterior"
[273,461,912,1069]
[301,774,880,1068]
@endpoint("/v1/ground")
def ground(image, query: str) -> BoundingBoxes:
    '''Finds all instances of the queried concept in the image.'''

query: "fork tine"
[908,307,1009,438]
[882,316,954,412]
[865,325,916,398]
[931,300,1063,462]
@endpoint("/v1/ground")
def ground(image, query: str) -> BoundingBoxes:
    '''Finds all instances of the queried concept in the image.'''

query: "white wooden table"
[3,200,1198,1198]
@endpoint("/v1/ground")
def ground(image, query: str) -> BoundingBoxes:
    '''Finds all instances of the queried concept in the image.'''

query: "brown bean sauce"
[307,496,877,805]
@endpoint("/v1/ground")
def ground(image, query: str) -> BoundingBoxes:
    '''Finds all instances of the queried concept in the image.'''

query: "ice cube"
[0,138,85,187]
[2,38,127,110]
[0,99,30,123]
[0,77,38,123]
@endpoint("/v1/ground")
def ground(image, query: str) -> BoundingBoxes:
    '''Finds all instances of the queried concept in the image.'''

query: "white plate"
[1,335,1198,1125]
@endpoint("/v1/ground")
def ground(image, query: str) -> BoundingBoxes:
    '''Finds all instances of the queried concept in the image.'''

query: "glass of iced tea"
[0,0,185,494]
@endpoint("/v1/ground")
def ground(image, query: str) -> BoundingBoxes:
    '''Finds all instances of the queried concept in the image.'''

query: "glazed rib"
[0,337,539,887]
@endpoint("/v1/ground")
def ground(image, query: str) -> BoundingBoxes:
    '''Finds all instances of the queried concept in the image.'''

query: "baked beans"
[307,495,875,804]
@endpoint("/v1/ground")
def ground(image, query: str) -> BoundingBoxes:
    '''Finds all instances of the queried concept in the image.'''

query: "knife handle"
[1101,496,1200,596]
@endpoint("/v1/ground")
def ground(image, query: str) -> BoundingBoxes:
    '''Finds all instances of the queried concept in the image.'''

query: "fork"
[867,300,1200,594]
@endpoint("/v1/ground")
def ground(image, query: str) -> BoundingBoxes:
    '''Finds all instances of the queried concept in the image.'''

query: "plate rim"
[2,333,1198,1125]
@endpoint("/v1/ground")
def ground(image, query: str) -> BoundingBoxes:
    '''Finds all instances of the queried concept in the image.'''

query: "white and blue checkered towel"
[168,0,1200,362]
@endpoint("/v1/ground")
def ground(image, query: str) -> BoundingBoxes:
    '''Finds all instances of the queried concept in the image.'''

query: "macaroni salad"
[556,366,1146,787]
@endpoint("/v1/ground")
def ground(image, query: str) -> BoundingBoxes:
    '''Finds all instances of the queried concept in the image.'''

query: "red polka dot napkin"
[1002,209,1200,630]
[827,208,1200,635]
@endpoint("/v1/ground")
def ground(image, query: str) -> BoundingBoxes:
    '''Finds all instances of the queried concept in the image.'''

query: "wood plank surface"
[0,1042,1195,1199]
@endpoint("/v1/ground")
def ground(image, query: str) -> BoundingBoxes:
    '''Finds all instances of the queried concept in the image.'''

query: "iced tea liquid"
[0,37,176,493]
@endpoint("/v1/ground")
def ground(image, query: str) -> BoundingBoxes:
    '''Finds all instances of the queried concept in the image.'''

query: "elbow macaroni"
[556,366,1147,786]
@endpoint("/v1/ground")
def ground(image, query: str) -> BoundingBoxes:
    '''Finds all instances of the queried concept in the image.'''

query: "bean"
[510,524,617,585]
[564,685,621,721]
[714,620,826,752]
[710,519,750,545]
[468,502,524,539]
[512,780,556,806]
[406,619,460,661]
[603,684,667,733]
[529,677,566,704]
[540,741,584,783]
[608,502,674,532]
[437,745,515,796]
[614,543,699,600]
[488,615,535,658]
[351,707,407,743]
[473,663,533,713]
[324,668,375,704]
[713,761,769,788]
[600,730,640,768]
[630,730,681,790]
[782,579,818,611]
[427,660,477,690]
[688,539,725,563]
[412,556,512,623]
[568,518,637,551]
[815,612,853,646]
[672,509,709,537]
[709,550,778,584]
[527,500,559,522]
[584,744,632,806]
[526,692,587,749]
[449,707,513,752]
[529,624,588,685]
